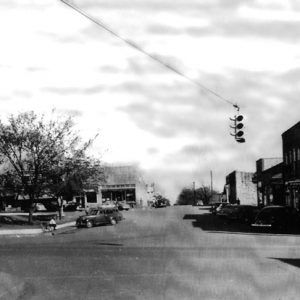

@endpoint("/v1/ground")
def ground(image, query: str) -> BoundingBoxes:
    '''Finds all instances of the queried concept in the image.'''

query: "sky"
[1,0,300,201]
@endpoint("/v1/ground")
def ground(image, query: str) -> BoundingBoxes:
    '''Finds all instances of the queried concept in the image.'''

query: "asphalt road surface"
[1,206,300,300]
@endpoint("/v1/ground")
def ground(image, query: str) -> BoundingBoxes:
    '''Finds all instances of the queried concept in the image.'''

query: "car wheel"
[86,221,93,228]
[110,218,117,225]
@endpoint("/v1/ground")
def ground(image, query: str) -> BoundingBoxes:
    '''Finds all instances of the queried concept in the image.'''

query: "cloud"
[0,96,11,101]
[42,85,106,95]
[186,20,300,42]
[13,90,32,99]
[78,0,250,12]
[26,66,46,72]
[180,144,214,157]
[147,25,182,35]
[147,147,159,155]
[57,109,83,118]
[99,65,122,73]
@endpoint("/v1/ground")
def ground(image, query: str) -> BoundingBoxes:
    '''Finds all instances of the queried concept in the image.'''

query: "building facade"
[282,122,300,209]
[225,171,257,205]
[83,165,148,209]
[255,158,284,207]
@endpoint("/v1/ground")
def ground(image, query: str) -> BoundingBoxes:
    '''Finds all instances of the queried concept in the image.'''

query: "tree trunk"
[28,201,34,224]
[58,197,64,220]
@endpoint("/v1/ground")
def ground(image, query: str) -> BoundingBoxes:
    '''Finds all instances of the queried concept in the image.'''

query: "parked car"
[210,202,223,214]
[153,200,167,208]
[216,204,236,218]
[117,202,130,211]
[34,203,47,212]
[252,206,300,233]
[227,205,260,224]
[210,202,228,214]
[76,207,123,228]
[101,201,117,209]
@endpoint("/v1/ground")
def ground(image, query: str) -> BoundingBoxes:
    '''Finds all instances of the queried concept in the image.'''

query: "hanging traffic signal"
[230,114,245,143]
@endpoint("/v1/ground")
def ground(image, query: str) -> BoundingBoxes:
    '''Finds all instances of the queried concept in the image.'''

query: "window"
[86,192,97,203]
[285,154,288,165]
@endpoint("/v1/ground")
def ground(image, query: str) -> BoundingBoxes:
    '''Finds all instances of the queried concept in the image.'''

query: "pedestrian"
[49,216,57,231]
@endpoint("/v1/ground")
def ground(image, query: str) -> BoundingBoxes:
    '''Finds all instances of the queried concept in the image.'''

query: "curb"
[0,221,76,236]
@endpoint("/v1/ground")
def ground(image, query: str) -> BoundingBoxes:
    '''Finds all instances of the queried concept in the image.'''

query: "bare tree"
[0,111,103,223]
[176,185,219,205]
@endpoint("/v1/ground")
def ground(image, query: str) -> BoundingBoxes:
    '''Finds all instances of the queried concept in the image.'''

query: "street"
[1,206,300,300]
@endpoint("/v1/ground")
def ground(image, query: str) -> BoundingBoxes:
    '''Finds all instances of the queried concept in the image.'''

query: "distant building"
[255,158,284,207]
[210,193,224,204]
[282,122,300,208]
[225,171,257,205]
[84,165,148,209]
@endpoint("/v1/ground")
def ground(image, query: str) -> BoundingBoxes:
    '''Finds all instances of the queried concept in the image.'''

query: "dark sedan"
[227,205,260,224]
[216,204,239,219]
[76,207,123,228]
[252,206,300,233]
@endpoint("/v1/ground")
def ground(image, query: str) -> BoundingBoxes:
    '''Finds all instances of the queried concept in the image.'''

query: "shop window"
[86,192,97,203]
[285,153,288,165]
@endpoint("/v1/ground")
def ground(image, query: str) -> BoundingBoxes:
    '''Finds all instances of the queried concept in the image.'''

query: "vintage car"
[210,202,224,214]
[76,207,123,228]
[227,205,260,224]
[252,206,300,233]
[216,204,237,218]
[117,202,130,211]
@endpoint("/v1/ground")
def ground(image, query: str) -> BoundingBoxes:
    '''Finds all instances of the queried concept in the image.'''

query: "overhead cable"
[59,0,239,109]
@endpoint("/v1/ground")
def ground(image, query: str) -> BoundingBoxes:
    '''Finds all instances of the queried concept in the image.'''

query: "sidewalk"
[0,221,76,236]
[0,211,82,236]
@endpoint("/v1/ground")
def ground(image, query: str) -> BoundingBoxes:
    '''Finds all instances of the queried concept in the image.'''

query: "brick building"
[83,165,148,209]
[282,122,300,209]
[255,158,284,207]
[225,171,257,205]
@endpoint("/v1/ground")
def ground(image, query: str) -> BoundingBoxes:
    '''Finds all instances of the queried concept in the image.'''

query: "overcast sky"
[1,0,300,201]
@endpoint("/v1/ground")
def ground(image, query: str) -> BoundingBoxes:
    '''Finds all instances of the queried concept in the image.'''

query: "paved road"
[1,206,300,299]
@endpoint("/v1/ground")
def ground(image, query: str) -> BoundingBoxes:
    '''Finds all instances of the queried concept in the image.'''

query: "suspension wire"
[59,0,239,109]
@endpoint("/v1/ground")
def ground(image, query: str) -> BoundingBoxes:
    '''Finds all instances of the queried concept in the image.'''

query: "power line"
[59,0,239,109]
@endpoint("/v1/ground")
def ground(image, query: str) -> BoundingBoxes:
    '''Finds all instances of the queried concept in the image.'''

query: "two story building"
[282,122,300,209]
[255,158,284,207]
[225,171,257,205]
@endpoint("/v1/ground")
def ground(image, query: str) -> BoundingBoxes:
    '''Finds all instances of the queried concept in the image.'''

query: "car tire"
[110,218,117,225]
[86,221,93,228]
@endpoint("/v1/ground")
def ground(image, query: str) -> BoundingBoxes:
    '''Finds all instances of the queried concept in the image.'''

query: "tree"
[153,194,170,207]
[176,185,219,205]
[0,111,103,223]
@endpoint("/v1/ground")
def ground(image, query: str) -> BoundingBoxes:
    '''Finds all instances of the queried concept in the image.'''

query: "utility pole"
[210,170,213,204]
[210,170,213,194]
[193,181,196,206]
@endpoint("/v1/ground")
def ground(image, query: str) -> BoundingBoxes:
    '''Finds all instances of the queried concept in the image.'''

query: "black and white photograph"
[1,0,300,299]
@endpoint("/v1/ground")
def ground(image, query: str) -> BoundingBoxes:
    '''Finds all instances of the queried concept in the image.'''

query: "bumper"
[251,223,272,228]
[76,220,88,227]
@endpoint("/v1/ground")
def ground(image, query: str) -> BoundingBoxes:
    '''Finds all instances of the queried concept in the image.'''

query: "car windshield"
[89,210,99,215]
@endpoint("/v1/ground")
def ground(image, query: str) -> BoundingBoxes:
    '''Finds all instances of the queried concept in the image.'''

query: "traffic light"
[230,114,245,143]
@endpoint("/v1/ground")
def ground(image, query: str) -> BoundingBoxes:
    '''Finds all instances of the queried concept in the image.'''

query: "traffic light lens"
[236,131,244,137]
[236,115,243,122]
[236,123,243,129]
[236,138,246,143]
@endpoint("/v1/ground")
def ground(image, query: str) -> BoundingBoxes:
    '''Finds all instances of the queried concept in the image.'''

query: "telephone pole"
[210,170,213,194]
[193,181,196,206]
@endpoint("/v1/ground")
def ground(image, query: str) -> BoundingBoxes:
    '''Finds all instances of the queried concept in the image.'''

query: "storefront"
[285,180,300,209]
